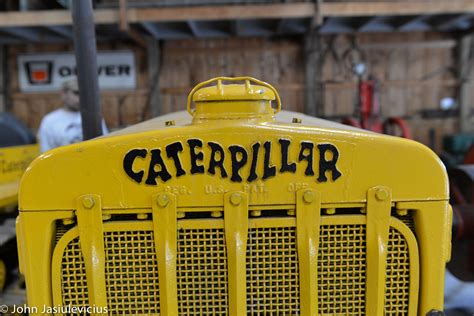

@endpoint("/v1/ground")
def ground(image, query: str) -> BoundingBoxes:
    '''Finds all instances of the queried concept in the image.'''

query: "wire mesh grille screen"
[246,226,300,314]
[104,230,160,314]
[318,224,367,314]
[385,227,410,315]
[60,237,89,308]
[177,228,228,315]
[60,231,160,315]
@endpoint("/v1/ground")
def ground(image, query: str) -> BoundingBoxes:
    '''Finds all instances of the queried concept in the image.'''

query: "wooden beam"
[458,34,474,133]
[147,38,162,118]
[321,1,474,17]
[0,1,473,28]
[119,0,129,31]
[304,31,324,117]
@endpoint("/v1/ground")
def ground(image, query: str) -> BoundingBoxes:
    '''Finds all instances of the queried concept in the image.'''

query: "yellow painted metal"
[187,76,281,115]
[365,186,392,315]
[76,195,107,314]
[17,77,452,314]
[0,259,5,290]
[16,211,71,314]
[152,193,178,315]
[296,189,320,316]
[399,200,452,314]
[0,144,38,209]
[389,217,420,316]
[224,191,249,315]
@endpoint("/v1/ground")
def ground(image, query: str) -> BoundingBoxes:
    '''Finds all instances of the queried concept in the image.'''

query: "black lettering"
[262,141,276,180]
[118,65,131,75]
[317,144,342,182]
[123,149,147,183]
[229,145,248,182]
[105,65,116,76]
[188,139,205,174]
[208,142,228,178]
[298,142,314,176]
[59,66,72,77]
[247,142,260,182]
[166,142,186,177]
[145,149,171,185]
[279,139,296,173]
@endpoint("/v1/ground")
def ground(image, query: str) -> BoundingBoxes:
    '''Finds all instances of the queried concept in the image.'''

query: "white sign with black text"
[17,51,136,92]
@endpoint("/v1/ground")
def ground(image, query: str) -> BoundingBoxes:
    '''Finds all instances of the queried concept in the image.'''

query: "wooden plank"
[321,1,474,17]
[0,1,474,28]
[458,34,474,133]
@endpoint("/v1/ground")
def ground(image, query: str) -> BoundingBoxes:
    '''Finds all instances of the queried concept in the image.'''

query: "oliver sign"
[17,51,136,92]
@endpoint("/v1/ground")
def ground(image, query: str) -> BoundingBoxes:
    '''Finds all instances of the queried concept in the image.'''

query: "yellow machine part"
[17,77,451,315]
[0,144,38,210]
[0,259,5,290]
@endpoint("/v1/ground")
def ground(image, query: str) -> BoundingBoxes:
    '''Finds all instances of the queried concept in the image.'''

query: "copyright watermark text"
[0,304,108,314]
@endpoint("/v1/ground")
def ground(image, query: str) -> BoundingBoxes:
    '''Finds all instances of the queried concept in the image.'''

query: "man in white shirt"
[37,79,108,152]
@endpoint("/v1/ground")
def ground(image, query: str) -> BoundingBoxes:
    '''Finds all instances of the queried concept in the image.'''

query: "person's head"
[61,79,80,111]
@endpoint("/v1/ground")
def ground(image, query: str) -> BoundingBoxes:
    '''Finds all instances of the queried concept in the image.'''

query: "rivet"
[325,208,336,215]
[211,211,223,218]
[360,208,367,214]
[292,117,302,123]
[396,209,408,216]
[251,210,261,217]
[230,193,242,206]
[156,194,169,207]
[375,188,389,201]
[303,190,314,203]
[165,120,175,126]
[137,213,148,220]
[177,212,186,219]
[82,196,95,209]
[102,214,111,221]
[62,218,75,226]
[287,210,296,216]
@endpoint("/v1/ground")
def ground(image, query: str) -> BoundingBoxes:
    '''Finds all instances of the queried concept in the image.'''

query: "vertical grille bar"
[296,189,321,315]
[366,187,392,315]
[75,195,108,312]
[224,192,249,315]
[152,193,178,315]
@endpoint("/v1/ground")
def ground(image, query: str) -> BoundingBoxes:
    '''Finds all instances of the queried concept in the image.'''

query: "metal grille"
[385,227,410,315]
[61,237,89,309]
[60,231,160,314]
[318,224,367,314]
[177,228,228,315]
[104,230,160,314]
[246,227,300,314]
[59,218,412,315]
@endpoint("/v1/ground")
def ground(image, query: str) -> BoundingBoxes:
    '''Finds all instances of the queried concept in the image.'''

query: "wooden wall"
[159,38,305,114]
[6,32,460,153]
[319,32,458,152]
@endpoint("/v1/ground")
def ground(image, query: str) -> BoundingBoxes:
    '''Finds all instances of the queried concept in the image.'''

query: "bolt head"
[375,188,389,201]
[303,190,314,203]
[156,194,169,207]
[82,196,95,209]
[230,193,242,206]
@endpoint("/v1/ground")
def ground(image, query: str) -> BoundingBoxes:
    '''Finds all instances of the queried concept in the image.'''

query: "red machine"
[342,76,411,138]
[340,41,411,138]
